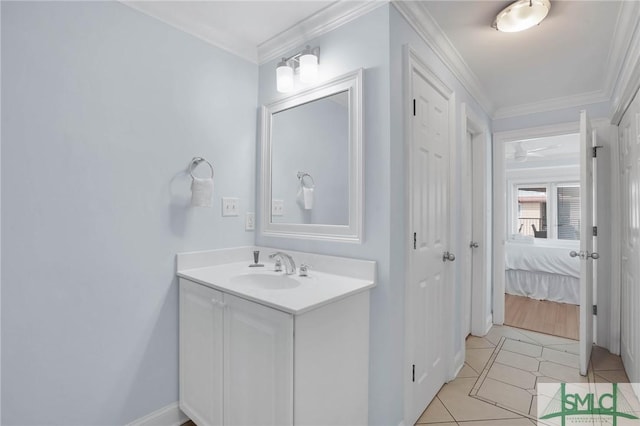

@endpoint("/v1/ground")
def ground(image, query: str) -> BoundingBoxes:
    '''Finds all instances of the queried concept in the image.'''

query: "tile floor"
[415,325,633,425]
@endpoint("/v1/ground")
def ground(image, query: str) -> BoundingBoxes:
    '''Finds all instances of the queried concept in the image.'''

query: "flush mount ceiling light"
[275,45,320,93]
[493,0,551,33]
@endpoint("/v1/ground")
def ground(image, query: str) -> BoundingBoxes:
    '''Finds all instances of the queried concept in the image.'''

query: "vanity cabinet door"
[223,294,293,426]
[179,279,224,426]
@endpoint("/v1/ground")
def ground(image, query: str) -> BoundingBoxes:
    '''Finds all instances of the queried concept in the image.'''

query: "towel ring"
[189,157,214,179]
[297,171,315,188]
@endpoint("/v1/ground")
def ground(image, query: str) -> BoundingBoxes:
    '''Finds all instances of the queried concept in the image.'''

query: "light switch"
[222,197,239,216]
[245,212,255,230]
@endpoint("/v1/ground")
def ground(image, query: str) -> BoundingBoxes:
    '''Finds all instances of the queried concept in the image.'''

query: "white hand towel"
[297,186,314,210]
[191,177,214,207]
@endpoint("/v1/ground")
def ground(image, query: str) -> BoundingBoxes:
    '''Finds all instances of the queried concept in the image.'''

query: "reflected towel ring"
[189,157,214,179]
[297,171,315,188]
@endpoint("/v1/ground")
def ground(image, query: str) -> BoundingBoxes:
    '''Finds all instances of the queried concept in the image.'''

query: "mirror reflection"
[270,91,349,225]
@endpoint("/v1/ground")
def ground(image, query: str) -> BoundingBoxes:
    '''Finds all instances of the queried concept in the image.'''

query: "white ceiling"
[123,0,638,118]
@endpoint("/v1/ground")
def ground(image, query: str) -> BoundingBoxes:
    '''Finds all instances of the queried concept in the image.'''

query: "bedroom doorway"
[493,113,599,376]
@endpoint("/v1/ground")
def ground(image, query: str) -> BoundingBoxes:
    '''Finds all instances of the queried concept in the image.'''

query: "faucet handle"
[274,259,283,272]
[299,264,311,277]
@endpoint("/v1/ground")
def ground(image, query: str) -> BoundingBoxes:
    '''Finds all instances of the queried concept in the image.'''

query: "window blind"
[557,186,580,240]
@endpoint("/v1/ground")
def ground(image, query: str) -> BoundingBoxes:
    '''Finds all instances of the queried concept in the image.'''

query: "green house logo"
[539,383,639,425]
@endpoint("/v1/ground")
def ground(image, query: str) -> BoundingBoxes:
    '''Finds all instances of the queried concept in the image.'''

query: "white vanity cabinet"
[178,276,371,426]
[179,278,293,426]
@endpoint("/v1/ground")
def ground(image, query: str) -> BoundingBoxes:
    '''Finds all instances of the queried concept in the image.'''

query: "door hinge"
[593,226,598,236]
[413,99,416,116]
[593,305,598,315]
[412,364,415,382]
[413,232,417,250]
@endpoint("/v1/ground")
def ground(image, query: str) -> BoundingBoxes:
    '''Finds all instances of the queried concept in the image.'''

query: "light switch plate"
[222,197,239,216]
[272,199,284,216]
[245,212,255,230]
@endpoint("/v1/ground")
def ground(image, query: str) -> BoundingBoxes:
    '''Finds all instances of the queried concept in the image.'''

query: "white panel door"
[620,90,640,385]
[409,67,451,422]
[578,110,595,376]
[223,294,293,426]
[179,279,224,426]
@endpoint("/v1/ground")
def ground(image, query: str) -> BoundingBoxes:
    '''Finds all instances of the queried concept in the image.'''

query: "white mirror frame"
[260,68,363,242]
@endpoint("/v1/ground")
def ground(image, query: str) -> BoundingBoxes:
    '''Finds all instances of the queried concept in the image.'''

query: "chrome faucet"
[269,252,296,275]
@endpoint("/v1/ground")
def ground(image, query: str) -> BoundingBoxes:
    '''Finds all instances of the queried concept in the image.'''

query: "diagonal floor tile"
[541,347,579,368]
[539,361,588,383]
[416,397,455,424]
[455,418,534,426]
[477,377,533,413]
[466,336,495,349]
[503,339,543,358]
[466,348,495,374]
[496,350,540,372]
[457,363,480,378]
[591,346,625,371]
[437,378,522,422]
[487,362,537,389]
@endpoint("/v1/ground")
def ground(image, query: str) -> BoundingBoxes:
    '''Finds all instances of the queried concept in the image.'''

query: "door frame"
[403,45,457,426]
[460,103,492,341]
[492,121,580,325]
[492,119,620,355]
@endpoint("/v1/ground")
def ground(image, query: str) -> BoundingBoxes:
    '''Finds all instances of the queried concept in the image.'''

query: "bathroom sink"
[230,273,301,290]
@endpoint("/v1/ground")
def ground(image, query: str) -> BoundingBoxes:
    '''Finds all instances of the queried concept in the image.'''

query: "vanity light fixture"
[275,45,320,93]
[276,58,294,93]
[493,0,551,33]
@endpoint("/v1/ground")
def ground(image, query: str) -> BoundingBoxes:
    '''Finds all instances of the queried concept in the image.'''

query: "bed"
[505,239,581,305]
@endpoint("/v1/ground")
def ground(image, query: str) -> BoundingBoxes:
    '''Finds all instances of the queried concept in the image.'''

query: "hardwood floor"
[504,294,579,340]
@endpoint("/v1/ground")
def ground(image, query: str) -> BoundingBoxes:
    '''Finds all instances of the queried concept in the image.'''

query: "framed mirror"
[260,69,363,242]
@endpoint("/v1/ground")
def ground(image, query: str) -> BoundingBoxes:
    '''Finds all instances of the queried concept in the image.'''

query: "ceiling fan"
[509,141,560,162]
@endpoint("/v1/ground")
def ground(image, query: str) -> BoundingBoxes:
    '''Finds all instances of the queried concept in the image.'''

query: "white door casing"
[404,46,455,426]
[462,130,473,337]
[578,110,595,376]
[461,103,492,338]
[619,89,640,385]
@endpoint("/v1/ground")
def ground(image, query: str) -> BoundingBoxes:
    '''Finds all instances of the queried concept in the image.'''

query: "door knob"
[588,252,600,260]
[470,241,479,248]
[569,251,580,258]
[443,251,456,262]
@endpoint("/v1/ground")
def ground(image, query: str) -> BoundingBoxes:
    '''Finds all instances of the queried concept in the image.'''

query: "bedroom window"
[556,185,580,240]
[513,182,580,240]
[517,187,547,238]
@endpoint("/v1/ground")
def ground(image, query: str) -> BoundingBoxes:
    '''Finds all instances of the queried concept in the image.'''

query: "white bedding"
[505,240,580,278]
[505,240,581,304]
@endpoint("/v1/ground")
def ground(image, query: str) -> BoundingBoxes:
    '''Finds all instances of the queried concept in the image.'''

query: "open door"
[577,110,597,376]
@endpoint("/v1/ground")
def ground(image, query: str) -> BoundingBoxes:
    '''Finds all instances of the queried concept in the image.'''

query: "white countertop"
[177,261,375,315]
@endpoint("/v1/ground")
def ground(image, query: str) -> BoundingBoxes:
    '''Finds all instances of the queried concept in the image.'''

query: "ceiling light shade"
[276,59,294,93]
[493,0,551,33]
[299,46,318,84]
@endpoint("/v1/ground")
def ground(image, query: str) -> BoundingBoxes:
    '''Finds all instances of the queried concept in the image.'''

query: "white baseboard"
[126,402,189,426]
[484,314,493,334]
[451,348,465,381]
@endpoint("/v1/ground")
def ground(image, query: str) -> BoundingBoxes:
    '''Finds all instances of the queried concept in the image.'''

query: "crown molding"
[610,2,640,124]
[391,0,494,117]
[492,89,610,120]
[121,1,259,63]
[601,1,639,100]
[257,1,388,65]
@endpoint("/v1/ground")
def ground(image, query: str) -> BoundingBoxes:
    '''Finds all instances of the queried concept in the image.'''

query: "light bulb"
[276,59,294,93]
[299,47,318,84]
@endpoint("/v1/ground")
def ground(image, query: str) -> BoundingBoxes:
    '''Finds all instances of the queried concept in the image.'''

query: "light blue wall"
[389,4,493,372]
[256,5,398,425]
[1,2,257,424]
